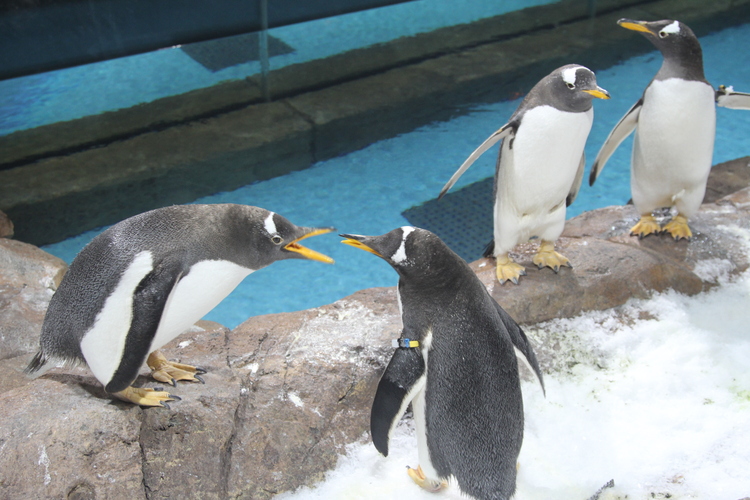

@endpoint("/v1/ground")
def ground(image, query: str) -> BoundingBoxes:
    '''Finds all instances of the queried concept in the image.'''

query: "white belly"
[632,79,716,214]
[80,254,252,386]
[495,106,592,251]
[150,260,253,351]
[81,251,154,386]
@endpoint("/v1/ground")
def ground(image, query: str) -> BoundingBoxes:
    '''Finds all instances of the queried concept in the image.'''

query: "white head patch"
[562,66,582,87]
[662,21,681,34]
[264,212,277,235]
[391,226,415,264]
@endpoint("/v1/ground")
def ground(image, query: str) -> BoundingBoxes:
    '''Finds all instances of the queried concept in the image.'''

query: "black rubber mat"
[181,33,294,72]
[402,177,494,262]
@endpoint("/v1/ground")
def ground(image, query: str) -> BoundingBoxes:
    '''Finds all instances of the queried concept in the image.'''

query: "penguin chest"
[80,253,251,386]
[634,79,716,186]
[150,259,253,350]
[499,105,592,214]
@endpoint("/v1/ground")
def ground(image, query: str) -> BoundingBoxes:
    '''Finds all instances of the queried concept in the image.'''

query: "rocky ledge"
[0,158,749,499]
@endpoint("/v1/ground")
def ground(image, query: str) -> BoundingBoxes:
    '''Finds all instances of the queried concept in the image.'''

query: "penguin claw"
[495,256,526,284]
[406,466,448,493]
[147,351,207,386]
[112,386,179,408]
[630,215,662,238]
[663,215,692,240]
[532,241,570,273]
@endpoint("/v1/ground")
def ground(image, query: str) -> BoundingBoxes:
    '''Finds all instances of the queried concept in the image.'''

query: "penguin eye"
[658,31,668,38]
[566,82,575,90]
[271,235,283,245]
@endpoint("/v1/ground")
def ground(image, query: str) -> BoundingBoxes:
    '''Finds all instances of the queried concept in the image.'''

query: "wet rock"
[0,238,67,361]
[0,210,12,238]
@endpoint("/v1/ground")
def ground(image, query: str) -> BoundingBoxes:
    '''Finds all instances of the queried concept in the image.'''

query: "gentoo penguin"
[341,227,544,499]
[716,85,750,110]
[25,204,334,407]
[589,19,718,240]
[439,64,610,284]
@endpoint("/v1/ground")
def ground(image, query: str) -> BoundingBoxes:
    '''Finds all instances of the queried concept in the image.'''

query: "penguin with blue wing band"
[342,227,544,500]
[439,64,609,284]
[25,204,334,408]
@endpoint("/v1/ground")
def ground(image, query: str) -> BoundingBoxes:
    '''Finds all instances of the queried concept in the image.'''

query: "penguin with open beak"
[342,226,544,499]
[26,204,334,407]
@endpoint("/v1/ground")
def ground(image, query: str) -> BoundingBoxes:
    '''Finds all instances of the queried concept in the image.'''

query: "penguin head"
[618,19,704,78]
[544,65,611,112]
[340,227,463,282]
[253,210,335,266]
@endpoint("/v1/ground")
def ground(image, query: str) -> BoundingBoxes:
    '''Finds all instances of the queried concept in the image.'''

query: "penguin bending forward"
[25,204,334,407]
[439,64,610,284]
[341,227,545,500]
[589,19,750,239]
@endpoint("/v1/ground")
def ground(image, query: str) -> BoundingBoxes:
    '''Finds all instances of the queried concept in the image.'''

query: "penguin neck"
[656,46,706,82]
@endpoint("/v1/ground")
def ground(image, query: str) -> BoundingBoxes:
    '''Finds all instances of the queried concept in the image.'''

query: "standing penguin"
[439,64,610,284]
[341,227,544,499]
[26,204,334,407]
[589,19,720,239]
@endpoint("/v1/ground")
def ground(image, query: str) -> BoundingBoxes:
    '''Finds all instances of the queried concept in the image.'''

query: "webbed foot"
[147,350,206,387]
[112,386,180,408]
[406,465,447,493]
[662,215,692,240]
[630,215,662,238]
[532,240,571,273]
[496,253,526,284]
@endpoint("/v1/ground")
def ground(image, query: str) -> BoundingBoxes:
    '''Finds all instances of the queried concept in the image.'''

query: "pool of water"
[42,22,750,329]
[0,0,556,136]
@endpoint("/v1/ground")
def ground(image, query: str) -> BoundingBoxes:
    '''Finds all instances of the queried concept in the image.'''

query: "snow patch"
[692,258,734,283]
[276,271,750,500]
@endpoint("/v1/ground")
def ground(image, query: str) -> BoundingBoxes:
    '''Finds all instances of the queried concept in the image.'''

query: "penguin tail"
[24,350,53,378]
[482,239,495,258]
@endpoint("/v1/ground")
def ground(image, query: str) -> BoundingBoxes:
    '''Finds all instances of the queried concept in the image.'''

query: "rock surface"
[1,181,750,498]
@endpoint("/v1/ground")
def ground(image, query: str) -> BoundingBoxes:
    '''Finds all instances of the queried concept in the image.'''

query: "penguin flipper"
[492,300,545,394]
[589,98,642,186]
[438,123,515,199]
[104,263,184,394]
[566,152,586,207]
[716,85,750,110]
[371,346,426,456]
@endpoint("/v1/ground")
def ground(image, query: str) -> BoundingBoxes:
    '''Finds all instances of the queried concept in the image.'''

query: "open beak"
[618,19,653,35]
[583,87,611,99]
[284,228,335,264]
[340,234,383,258]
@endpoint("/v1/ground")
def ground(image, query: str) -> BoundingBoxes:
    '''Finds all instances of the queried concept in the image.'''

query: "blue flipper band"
[392,338,420,348]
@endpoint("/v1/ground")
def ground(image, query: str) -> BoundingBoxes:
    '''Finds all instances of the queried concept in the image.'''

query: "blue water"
[0,0,555,136]
[39,23,750,328]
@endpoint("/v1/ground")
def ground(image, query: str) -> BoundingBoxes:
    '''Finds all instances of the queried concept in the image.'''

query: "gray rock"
[2,187,750,498]
[0,238,66,361]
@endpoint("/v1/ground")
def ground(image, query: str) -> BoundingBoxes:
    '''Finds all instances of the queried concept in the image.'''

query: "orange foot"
[630,215,662,239]
[495,253,526,285]
[532,240,572,273]
[663,215,692,240]
[406,465,448,493]
[147,350,206,387]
